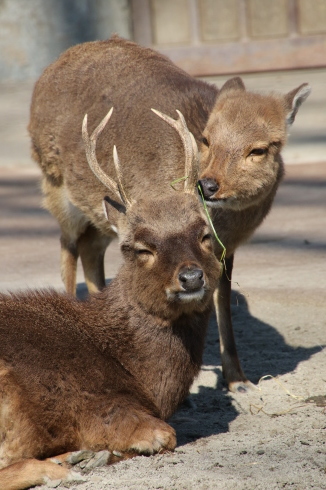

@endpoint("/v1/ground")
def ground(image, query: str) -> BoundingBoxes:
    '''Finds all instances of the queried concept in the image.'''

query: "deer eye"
[201,233,212,243]
[133,239,156,264]
[134,249,155,266]
[200,232,213,251]
[202,137,209,147]
[249,147,268,157]
[135,249,153,257]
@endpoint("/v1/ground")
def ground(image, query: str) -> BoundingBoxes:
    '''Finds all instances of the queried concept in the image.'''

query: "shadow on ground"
[171,290,322,448]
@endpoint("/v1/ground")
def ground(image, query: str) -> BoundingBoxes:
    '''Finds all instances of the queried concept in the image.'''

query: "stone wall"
[0,0,132,81]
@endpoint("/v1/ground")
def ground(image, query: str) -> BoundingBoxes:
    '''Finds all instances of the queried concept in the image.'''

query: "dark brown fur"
[28,36,310,391]
[0,192,221,489]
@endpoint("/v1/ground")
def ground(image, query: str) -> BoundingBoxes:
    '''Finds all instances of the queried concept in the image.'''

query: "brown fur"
[28,35,310,391]
[0,190,221,489]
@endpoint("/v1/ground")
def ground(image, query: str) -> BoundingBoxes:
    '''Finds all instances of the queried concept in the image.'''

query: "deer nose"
[198,178,219,199]
[178,266,204,292]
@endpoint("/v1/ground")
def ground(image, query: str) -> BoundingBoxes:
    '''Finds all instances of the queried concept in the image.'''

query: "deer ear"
[285,83,311,126]
[219,77,245,94]
[103,196,126,221]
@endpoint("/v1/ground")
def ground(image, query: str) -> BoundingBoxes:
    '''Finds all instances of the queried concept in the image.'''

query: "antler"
[112,145,132,208]
[151,108,199,194]
[82,108,132,208]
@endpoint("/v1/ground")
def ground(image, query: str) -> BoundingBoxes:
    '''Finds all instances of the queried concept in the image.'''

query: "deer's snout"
[178,266,204,292]
[198,178,219,199]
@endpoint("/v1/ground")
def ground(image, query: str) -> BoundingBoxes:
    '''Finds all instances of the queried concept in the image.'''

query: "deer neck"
[211,165,284,256]
[124,307,211,420]
[90,274,211,419]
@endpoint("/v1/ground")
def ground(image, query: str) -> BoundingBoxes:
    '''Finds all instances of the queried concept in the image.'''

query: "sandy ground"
[0,70,326,489]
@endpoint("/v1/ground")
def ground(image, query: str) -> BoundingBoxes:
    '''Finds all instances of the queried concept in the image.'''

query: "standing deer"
[0,109,221,490]
[28,35,311,392]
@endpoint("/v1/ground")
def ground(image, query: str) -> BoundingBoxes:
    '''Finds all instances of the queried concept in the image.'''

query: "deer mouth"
[205,197,228,208]
[206,197,238,211]
[205,196,239,210]
[177,288,206,302]
[198,180,237,209]
[166,287,206,303]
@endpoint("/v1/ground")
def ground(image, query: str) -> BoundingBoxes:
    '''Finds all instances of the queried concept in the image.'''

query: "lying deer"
[0,109,221,490]
[28,35,311,392]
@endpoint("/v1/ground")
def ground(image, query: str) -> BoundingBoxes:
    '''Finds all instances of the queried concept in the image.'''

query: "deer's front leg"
[79,400,176,457]
[77,224,112,294]
[60,235,79,296]
[0,458,84,490]
[215,254,253,392]
[107,407,176,455]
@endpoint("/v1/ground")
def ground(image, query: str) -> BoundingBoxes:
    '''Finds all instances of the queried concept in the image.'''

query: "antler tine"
[113,146,132,208]
[151,108,199,194]
[82,108,129,206]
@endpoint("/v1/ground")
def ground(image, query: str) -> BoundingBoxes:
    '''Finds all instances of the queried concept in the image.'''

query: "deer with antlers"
[0,109,221,489]
[28,36,311,392]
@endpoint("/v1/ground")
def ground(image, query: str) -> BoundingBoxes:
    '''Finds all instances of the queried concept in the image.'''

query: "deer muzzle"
[178,266,204,292]
[198,178,219,199]
[166,264,206,303]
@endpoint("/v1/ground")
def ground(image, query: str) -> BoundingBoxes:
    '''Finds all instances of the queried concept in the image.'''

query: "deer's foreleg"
[60,235,79,296]
[77,224,112,294]
[0,458,78,490]
[215,254,253,392]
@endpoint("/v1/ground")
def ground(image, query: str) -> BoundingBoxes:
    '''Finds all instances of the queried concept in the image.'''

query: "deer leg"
[49,449,118,469]
[41,178,90,296]
[77,224,113,294]
[60,235,79,295]
[119,412,176,455]
[0,458,84,490]
[215,254,254,392]
[113,411,176,455]
[79,402,176,456]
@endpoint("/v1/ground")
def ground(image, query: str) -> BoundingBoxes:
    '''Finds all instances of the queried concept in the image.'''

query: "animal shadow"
[170,289,322,447]
[224,290,322,381]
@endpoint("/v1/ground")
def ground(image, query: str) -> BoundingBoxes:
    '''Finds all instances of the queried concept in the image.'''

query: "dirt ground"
[0,162,325,490]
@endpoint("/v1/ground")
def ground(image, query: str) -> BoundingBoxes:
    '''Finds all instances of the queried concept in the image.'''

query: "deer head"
[198,78,311,210]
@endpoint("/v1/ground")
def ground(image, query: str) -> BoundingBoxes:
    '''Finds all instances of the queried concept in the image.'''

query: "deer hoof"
[44,469,86,486]
[65,450,95,465]
[83,450,111,469]
[229,380,258,393]
[65,469,87,483]
[66,450,111,469]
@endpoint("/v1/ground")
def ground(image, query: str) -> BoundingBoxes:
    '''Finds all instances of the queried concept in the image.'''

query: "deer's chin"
[205,197,236,210]
[166,288,206,303]
[205,188,274,211]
